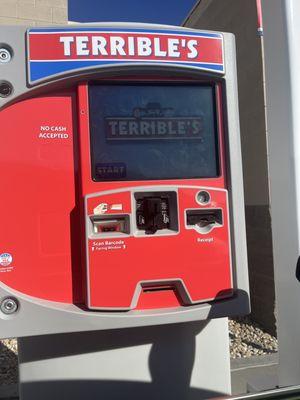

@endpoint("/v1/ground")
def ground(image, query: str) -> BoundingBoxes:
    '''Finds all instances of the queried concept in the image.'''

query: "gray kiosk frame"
[0,22,249,339]
[0,23,249,400]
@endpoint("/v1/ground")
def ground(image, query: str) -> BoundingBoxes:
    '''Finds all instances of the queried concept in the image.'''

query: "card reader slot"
[134,191,178,235]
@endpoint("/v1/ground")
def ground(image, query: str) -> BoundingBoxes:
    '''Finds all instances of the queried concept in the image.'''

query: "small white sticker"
[110,204,123,211]
[94,203,108,215]
[0,253,12,267]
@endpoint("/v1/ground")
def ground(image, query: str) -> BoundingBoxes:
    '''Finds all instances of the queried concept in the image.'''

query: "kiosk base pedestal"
[18,318,231,400]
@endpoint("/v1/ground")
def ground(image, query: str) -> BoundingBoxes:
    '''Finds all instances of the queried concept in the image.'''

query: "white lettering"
[128,36,135,56]
[50,126,67,132]
[197,237,214,243]
[137,37,152,56]
[92,36,108,55]
[154,38,166,57]
[187,40,198,59]
[60,36,74,56]
[38,133,69,139]
[168,39,180,57]
[76,36,89,55]
[110,37,126,56]
[59,34,202,61]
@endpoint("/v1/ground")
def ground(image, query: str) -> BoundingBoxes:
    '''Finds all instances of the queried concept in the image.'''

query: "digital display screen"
[89,84,219,181]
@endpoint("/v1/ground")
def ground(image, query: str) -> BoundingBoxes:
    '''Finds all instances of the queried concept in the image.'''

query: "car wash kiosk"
[0,23,249,399]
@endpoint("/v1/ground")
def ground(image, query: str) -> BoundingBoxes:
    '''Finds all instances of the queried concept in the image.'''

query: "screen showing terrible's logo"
[89,84,219,181]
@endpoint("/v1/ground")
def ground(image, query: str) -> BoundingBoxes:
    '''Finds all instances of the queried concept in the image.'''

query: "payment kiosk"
[0,23,249,399]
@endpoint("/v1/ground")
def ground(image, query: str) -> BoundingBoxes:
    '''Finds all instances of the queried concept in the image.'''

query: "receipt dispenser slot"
[186,209,223,233]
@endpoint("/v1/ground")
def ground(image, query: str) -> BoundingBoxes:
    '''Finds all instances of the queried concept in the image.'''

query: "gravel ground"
[0,319,278,385]
[0,339,18,386]
[229,317,278,358]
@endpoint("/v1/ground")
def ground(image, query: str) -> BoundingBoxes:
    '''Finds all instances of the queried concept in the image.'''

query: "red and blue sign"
[27,28,224,84]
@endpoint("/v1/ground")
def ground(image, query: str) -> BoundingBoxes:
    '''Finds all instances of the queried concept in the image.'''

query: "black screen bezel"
[88,81,221,182]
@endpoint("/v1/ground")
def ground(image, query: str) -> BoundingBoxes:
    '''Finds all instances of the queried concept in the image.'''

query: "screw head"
[0,297,18,315]
[0,48,11,63]
[0,81,13,98]
[196,191,211,205]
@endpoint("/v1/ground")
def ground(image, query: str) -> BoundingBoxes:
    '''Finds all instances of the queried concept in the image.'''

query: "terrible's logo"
[105,102,204,140]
